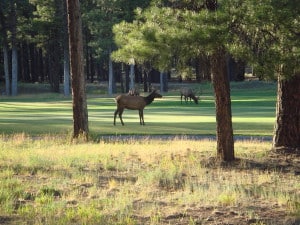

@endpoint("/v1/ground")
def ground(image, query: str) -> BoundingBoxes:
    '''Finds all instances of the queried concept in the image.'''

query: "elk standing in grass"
[114,90,162,126]
[180,87,199,104]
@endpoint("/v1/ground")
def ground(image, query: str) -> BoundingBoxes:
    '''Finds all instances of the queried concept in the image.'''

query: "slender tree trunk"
[160,72,164,93]
[3,45,10,95]
[199,53,211,81]
[273,73,300,151]
[48,17,61,92]
[143,68,148,92]
[108,49,115,95]
[211,47,234,161]
[11,46,18,96]
[129,63,135,90]
[67,0,89,140]
[63,0,70,96]
[10,1,18,96]
[63,46,70,96]
[160,71,168,93]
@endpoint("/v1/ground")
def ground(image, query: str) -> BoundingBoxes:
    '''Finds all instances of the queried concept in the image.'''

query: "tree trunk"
[63,45,70,96]
[160,71,168,93]
[10,1,18,96]
[108,49,115,95]
[199,53,211,81]
[11,46,18,96]
[129,63,135,90]
[67,0,89,140]
[3,45,10,95]
[63,0,70,96]
[211,47,234,161]
[273,73,300,151]
[48,46,60,92]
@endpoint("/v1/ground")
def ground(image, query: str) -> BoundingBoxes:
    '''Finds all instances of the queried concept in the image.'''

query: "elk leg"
[181,94,183,104]
[139,109,144,125]
[118,108,124,126]
[184,96,188,104]
[113,109,118,125]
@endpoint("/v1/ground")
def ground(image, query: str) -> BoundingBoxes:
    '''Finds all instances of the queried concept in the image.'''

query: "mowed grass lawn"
[0,81,276,137]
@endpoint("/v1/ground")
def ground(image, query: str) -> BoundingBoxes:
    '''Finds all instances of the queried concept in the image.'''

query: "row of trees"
[0,0,151,96]
[1,0,299,159]
[0,0,246,97]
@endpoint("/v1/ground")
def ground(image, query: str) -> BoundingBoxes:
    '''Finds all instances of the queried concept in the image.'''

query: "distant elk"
[180,87,199,104]
[114,90,162,126]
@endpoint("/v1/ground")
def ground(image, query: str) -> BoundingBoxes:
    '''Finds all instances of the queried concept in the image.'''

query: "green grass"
[0,136,299,224]
[0,81,276,136]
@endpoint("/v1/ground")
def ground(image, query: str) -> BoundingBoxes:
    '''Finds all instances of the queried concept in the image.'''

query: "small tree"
[66,0,89,140]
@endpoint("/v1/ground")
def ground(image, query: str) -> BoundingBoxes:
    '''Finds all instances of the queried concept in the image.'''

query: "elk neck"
[144,92,156,105]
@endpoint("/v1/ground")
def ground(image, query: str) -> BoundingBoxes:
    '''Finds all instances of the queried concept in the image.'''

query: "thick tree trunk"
[67,0,89,140]
[273,73,300,151]
[211,47,234,161]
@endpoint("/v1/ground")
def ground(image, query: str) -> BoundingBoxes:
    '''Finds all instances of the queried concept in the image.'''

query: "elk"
[114,90,162,126]
[180,87,199,104]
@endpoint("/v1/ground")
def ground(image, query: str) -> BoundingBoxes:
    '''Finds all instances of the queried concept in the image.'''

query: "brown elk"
[180,87,199,104]
[114,90,162,126]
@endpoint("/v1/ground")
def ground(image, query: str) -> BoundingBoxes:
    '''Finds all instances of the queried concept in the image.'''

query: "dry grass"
[0,135,299,224]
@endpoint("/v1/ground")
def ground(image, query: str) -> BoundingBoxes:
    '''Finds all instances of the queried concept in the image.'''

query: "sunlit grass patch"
[0,81,276,136]
[0,135,299,224]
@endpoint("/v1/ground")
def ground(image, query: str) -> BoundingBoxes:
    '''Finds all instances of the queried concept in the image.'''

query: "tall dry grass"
[0,134,299,224]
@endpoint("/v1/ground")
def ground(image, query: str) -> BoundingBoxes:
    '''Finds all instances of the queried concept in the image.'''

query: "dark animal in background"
[128,88,140,96]
[180,87,199,104]
[114,90,162,126]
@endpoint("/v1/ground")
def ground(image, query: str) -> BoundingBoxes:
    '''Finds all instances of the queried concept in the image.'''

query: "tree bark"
[10,1,18,96]
[11,46,18,96]
[108,48,115,95]
[211,47,235,161]
[3,45,10,95]
[63,0,70,96]
[63,45,70,96]
[273,73,300,151]
[129,63,135,90]
[67,0,89,140]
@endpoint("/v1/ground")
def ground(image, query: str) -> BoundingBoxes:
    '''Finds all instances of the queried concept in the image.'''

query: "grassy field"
[0,135,299,224]
[0,81,299,224]
[0,81,276,137]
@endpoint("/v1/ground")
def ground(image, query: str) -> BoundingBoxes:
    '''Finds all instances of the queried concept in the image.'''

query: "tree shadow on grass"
[200,150,300,175]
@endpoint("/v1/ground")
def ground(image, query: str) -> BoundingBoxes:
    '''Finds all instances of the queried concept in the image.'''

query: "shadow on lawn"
[200,150,300,175]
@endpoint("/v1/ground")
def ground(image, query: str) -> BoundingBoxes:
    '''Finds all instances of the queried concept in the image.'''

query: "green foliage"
[226,0,300,79]
[83,0,151,60]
